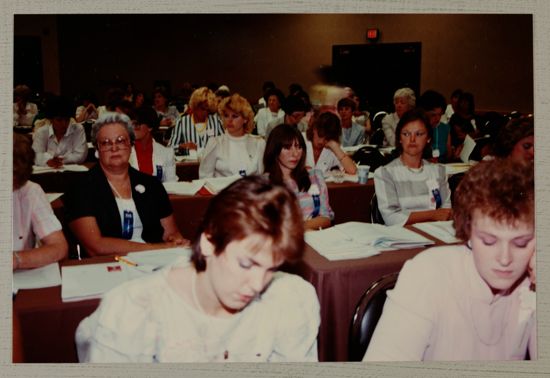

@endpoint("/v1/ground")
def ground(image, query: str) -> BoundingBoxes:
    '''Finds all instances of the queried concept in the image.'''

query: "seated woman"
[74,92,98,123]
[417,90,451,163]
[199,94,265,178]
[129,107,178,182]
[449,113,476,162]
[152,86,180,127]
[75,175,320,362]
[62,112,189,257]
[13,134,68,270]
[304,111,357,176]
[13,84,38,127]
[364,158,535,361]
[168,86,225,155]
[264,124,333,230]
[381,87,416,147]
[492,115,534,162]
[374,109,452,226]
[337,97,365,147]
[254,88,285,137]
[32,95,88,168]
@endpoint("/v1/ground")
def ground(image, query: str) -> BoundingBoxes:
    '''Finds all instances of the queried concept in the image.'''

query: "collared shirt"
[32,122,88,166]
[13,181,62,251]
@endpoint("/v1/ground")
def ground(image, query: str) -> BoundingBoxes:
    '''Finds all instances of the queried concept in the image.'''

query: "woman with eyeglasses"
[62,112,189,257]
[373,109,452,226]
[76,175,320,362]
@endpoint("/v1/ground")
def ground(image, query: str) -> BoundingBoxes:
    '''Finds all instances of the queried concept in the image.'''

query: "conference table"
[13,228,445,363]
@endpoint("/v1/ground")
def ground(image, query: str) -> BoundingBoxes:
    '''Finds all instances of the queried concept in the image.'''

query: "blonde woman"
[199,94,265,178]
[168,87,224,155]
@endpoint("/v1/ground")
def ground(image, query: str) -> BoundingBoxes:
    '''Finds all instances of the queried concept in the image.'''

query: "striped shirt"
[374,158,451,226]
[285,169,334,221]
[168,113,225,151]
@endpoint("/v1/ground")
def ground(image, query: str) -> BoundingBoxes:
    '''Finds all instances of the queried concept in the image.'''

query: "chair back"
[351,146,386,172]
[370,193,385,225]
[348,272,399,361]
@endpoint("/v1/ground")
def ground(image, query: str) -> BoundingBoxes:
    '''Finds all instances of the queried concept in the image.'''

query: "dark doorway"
[332,42,421,113]
[14,36,44,94]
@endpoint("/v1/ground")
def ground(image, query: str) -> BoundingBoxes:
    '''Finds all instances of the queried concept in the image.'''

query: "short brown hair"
[191,175,305,271]
[453,158,534,241]
[306,111,341,142]
[13,134,35,189]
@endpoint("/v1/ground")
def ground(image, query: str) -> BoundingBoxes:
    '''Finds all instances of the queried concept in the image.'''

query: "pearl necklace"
[400,157,424,173]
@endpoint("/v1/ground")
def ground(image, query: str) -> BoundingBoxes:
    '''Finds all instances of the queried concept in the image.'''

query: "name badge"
[432,148,440,158]
[426,178,442,209]
[155,165,163,181]
[122,210,134,239]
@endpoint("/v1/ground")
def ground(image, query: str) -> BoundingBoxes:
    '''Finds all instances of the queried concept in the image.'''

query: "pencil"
[114,255,138,267]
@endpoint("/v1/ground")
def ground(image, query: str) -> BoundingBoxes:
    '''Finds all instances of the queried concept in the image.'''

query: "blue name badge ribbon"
[431,188,442,209]
[311,195,321,218]
[156,165,163,181]
[122,210,134,239]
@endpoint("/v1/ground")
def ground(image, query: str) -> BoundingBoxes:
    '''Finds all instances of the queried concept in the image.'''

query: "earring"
[94,150,99,159]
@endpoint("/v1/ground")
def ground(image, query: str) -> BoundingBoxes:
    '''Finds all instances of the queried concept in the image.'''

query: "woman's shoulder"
[403,245,469,278]
[17,180,46,198]
[262,272,318,307]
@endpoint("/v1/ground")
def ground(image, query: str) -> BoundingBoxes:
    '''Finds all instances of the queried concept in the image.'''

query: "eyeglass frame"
[96,135,131,151]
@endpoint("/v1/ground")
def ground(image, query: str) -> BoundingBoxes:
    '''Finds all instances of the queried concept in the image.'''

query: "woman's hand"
[324,139,340,152]
[165,234,191,248]
[46,156,64,168]
[160,118,173,127]
[179,142,197,151]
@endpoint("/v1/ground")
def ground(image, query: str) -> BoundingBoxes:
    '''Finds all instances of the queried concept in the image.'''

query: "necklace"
[107,179,131,199]
[400,157,424,173]
[193,115,207,133]
[191,270,230,360]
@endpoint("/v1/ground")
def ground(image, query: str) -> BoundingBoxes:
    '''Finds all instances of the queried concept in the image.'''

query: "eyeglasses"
[97,135,130,151]
[401,131,427,138]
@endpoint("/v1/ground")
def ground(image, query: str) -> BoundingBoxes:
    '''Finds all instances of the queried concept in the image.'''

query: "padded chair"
[370,193,385,225]
[348,272,399,361]
[351,146,386,172]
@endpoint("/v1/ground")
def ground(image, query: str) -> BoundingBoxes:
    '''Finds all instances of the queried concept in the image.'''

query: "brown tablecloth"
[13,237,441,362]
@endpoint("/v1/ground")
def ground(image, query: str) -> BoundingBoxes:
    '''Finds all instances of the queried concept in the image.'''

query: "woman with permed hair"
[168,86,225,155]
[381,87,416,147]
[199,93,266,178]
[76,175,320,362]
[304,111,357,176]
[13,134,68,270]
[365,158,535,361]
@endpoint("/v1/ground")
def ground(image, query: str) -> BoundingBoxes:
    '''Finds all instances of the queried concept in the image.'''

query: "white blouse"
[76,261,320,362]
[199,134,266,178]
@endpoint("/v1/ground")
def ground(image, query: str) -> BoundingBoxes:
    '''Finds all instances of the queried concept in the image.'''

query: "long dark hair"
[263,124,311,192]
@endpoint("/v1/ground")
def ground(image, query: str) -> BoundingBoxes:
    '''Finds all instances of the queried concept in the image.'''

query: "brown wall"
[15,14,533,113]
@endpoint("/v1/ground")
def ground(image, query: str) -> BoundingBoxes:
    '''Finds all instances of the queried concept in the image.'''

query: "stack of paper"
[305,222,434,261]
[46,193,63,203]
[412,221,461,244]
[201,175,241,194]
[32,164,89,174]
[444,162,475,176]
[61,247,191,302]
[13,262,62,293]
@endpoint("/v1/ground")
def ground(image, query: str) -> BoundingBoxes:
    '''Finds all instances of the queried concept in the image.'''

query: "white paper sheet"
[127,247,191,269]
[32,164,89,174]
[412,221,461,244]
[460,134,476,163]
[46,192,63,203]
[13,262,61,291]
[61,262,132,302]
[163,181,204,195]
